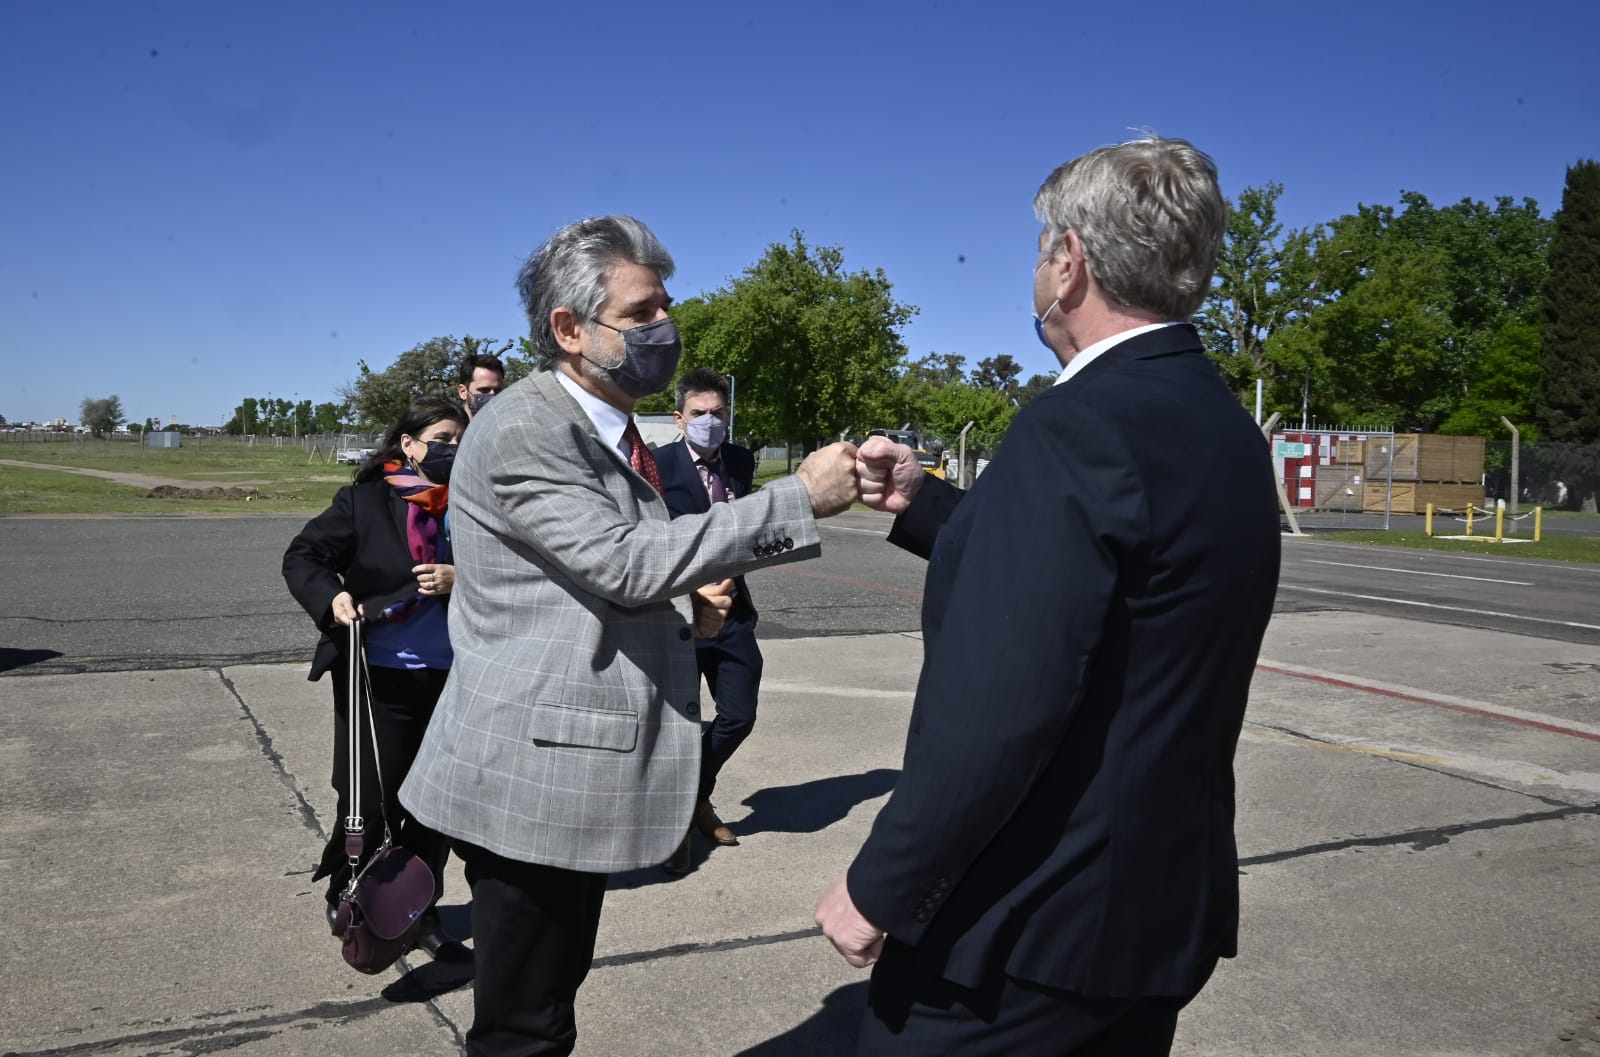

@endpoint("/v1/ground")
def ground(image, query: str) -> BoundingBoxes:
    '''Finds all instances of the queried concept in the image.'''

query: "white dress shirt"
[555,370,631,461]
[1054,322,1184,387]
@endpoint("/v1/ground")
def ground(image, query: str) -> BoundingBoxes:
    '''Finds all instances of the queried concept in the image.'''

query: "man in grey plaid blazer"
[401,215,859,1057]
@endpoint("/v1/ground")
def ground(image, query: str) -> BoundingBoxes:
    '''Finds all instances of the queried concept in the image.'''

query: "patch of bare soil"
[144,485,264,501]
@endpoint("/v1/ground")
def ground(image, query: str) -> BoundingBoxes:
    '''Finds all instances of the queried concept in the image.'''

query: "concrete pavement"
[3,614,1599,1056]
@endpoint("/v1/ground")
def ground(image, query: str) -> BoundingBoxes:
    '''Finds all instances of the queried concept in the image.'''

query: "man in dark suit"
[653,367,762,873]
[815,136,1281,1055]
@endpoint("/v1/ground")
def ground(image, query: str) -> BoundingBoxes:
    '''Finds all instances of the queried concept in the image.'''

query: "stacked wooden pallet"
[1362,435,1485,514]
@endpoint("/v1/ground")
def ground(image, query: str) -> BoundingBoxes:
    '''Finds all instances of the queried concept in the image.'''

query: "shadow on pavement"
[737,769,900,836]
[733,981,867,1056]
[0,647,63,672]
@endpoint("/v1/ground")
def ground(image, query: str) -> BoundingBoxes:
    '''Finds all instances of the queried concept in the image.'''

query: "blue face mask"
[589,317,683,398]
[470,391,494,414]
[1033,257,1059,351]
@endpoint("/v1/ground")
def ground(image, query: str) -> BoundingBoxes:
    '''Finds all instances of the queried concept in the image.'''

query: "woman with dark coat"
[282,395,468,961]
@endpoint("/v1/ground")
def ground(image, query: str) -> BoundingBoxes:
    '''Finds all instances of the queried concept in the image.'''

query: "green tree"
[311,401,346,433]
[669,231,916,451]
[1538,159,1600,444]
[1438,321,1542,438]
[1537,159,1600,510]
[79,395,124,437]
[1279,192,1550,430]
[1015,373,1056,407]
[1197,183,1318,401]
[341,336,465,428]
[972,354,1024,403]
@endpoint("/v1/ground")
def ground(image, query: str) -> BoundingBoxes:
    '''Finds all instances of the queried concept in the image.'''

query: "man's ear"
[552,306,585,354]
[1059,229,1091,300]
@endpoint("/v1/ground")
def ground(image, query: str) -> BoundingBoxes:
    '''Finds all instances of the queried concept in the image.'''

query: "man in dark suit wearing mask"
[815,136,1281,1056]
[652,367,763,874]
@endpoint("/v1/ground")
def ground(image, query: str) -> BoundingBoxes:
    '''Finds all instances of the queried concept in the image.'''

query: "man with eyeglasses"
[402,215,861,1057]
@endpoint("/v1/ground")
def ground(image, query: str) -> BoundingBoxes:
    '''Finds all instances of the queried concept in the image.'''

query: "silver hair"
[515,215,676,371]
[1033,136,1226,320]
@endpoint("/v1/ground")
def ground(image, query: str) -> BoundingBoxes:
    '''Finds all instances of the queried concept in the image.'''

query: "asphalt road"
[4,511,1598,676]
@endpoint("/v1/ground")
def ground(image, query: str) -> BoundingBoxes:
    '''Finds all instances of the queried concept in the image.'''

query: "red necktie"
[623,419,663,494]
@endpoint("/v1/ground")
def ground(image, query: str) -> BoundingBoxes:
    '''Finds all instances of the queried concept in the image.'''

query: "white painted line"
[1276,584,1600,633]
[1302,559,1532,586]
[1255,657,1600,740]
[821,524,892,537]
[1240,727,1600,795]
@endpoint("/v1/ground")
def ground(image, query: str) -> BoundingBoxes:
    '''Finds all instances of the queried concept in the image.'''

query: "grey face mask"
[589,317,682,398]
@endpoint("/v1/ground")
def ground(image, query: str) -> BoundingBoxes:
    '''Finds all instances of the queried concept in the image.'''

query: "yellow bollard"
[1465,505,1474,537]
[1535,507,1543,542]
[1495,504,1504,542]
[1425,503,1434,536]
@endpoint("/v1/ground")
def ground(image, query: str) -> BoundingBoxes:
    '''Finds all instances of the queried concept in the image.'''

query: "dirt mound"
[144,485,263,501]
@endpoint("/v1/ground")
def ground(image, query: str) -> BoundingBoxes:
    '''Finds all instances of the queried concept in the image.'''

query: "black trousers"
[454,840,608,1057]
[696,623,763,802]
[857,940,1193,1057]
[317,659,451,909]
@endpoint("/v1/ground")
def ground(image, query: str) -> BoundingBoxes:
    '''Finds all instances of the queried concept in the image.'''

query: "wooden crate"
[1363,482,1415,513]
[1415,482,1484,513]
[1335,439,1366,464]
[1365,434,1419,480]
[1363,481,1484,515]
[1314,465,1365,509]
[1416,434,1485,483]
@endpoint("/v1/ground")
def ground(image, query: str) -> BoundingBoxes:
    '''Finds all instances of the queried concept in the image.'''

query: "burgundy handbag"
[329,620,436,974]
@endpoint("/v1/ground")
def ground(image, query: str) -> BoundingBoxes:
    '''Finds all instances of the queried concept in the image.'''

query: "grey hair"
[515,215,676,371]
[1033,136,1226,320]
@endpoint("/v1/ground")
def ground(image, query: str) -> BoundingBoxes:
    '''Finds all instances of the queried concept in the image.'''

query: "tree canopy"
[667,231,916,450]
[340,334,514,428]
[79,395,124,436]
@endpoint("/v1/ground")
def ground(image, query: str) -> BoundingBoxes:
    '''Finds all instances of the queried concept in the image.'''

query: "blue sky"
[3,0,1595,428]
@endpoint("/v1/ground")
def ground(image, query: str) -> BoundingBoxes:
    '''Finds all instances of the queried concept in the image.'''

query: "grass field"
[1318,526,1600,563]
[0,440,350,515]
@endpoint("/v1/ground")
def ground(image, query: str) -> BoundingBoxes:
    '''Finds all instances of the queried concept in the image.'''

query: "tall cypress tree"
[1538,159,1600,443]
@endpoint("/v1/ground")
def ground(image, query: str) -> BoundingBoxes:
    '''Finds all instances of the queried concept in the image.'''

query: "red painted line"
[770,566,926,601]
[1256,662,1600,744]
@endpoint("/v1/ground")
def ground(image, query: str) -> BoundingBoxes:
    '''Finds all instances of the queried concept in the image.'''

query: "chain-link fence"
[1485,440,1600,512]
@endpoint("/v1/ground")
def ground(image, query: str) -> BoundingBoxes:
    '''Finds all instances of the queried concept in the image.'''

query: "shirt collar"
[1054,321,1182,387]
[555,370,632,460]
[686,437,721,465]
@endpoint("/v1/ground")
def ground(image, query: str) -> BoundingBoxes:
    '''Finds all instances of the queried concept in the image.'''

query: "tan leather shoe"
[694,800,739,846]
[663,834,694,876]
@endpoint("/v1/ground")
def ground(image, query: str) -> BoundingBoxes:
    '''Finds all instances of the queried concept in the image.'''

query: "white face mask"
[684,413,727,453]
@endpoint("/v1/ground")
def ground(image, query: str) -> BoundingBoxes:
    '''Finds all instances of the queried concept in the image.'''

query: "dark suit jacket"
[848,324,1280,998]
[654,438,759,630]
[281,480,443,681]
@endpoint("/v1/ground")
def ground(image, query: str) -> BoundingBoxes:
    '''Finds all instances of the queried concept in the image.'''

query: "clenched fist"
[796,442,860,518]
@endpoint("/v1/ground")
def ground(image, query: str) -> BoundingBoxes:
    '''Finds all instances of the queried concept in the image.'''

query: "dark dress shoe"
[325,902,341,933]
[412,913,472,962]
[662,834,694,876]
[693,800,739,846]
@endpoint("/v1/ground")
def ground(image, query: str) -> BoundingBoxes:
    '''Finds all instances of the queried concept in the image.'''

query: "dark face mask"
[416,440,456,484]
[470,391,494,414]
[589,317,682,398]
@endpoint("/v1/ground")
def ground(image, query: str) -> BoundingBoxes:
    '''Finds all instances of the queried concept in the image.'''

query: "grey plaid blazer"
[400,368,820,872]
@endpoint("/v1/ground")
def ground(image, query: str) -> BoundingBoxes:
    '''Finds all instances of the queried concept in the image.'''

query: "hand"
[691,579,735,638]
[796,442,861,518]
[856,436,924,514]
[414,562,454,597]
[330,591,365,627]
[815,872,885,969]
